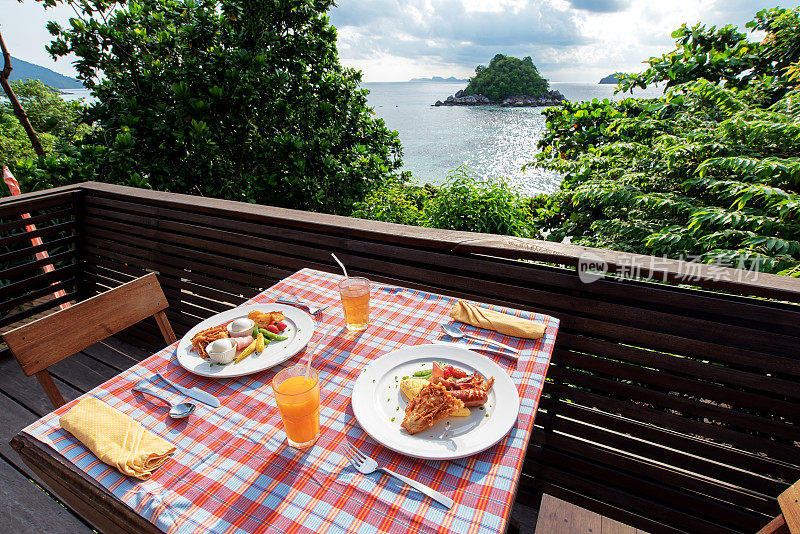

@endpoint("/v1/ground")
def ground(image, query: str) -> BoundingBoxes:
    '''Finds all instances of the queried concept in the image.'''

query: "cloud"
[330,0,590,80]
[1,0,786,83]
[567,0,630,13]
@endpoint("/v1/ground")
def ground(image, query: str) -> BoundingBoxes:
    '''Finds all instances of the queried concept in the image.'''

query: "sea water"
[363,81,663,195]
[60,81,663,194]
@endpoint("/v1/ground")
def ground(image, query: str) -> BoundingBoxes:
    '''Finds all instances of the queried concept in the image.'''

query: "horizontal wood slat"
[538,441,768,527]
[0,235,77,265]
[535,397,795,494]
[0,207,75,234]
[0,190,76,219]
[0,221,75,249]
[549,351,798,439]
[0,265,78,301]
[0,250,76,281]
[0,289,78,330]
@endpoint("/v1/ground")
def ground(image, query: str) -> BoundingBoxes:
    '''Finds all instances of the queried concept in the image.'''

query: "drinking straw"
[305,320,337,379]
[331,252,349,278]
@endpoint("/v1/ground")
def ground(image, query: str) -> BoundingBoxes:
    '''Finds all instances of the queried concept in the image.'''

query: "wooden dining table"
[11,268,559,534]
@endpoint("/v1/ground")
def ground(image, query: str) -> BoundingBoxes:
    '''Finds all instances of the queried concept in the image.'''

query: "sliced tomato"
[276,321,287,332]
[446,365,467,379]
[266,324,279,334]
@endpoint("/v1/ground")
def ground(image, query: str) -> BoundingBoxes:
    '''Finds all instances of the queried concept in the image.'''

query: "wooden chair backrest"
[2,273,176,408]
[758,479,800,534]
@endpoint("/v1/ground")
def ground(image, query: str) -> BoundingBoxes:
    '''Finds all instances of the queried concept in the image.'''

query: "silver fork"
[276,297,329,315]
[343,443,454,509]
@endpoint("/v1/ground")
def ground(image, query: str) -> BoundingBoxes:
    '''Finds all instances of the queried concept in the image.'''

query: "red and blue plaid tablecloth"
[23,268,559,534]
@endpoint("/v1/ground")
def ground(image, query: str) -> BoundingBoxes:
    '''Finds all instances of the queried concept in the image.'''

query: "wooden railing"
[2,182,799,534]
[0,186,83,357]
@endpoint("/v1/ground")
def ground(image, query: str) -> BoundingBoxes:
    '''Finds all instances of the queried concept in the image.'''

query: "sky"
[0,0,790,83]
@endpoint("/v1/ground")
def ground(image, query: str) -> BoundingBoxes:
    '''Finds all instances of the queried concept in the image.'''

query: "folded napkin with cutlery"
[59,396,176,480]
[450,301,545,340]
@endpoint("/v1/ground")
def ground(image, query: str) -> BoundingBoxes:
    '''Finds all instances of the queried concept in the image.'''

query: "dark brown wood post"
[0,27,46,157]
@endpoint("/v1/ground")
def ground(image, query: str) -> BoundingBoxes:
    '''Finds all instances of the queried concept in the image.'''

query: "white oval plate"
[351,343,519,460]
[176,304,314,378]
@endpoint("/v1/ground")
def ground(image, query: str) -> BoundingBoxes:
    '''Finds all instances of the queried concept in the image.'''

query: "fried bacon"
[189,324,229,359]
[401,383,465,435]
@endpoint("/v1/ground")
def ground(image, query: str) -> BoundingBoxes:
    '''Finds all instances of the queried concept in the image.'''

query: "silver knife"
[431,340,519,360]
[157,371,220,408]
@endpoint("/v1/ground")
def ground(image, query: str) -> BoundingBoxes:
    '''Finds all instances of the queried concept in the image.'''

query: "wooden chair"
[758,480,800,534]
[2,273,176,408]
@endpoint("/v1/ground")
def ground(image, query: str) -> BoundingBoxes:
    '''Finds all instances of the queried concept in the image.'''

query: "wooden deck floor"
[0,336,153,533]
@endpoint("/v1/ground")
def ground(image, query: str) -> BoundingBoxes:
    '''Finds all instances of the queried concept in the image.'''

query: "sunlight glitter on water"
[364,81,663,196]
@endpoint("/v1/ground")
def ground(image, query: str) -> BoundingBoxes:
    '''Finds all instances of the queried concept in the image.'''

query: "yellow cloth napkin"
[59,397,176,480]
[450,301,545,340]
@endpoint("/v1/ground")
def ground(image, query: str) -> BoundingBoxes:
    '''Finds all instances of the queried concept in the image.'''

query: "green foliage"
[31,0,402,214]
[1,80,91,188]
[352,167,535,237]
[533,7,800,275]
[619,7,800,94]
[464,54,549,100]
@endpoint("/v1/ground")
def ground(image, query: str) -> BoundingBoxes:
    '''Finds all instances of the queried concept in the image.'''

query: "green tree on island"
[464,54,549,100]
[17,0,403,215]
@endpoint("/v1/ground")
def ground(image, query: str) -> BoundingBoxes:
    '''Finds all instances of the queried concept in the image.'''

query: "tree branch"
[0,27,46,157]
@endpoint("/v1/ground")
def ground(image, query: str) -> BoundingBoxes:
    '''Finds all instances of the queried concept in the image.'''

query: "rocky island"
[434,54,564,107]
[599,72,623,84]
[435,89,564,107]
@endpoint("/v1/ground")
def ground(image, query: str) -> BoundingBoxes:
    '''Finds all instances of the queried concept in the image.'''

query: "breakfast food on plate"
[401,383,465,435]
[232,335,255,350]
[189,310,290,364]
[190,325,229,358]
[207,338,236,364]
[429,362,494,407]
[400,378,470,417]
[248,310,286,330]
[399,362,496,433]
[227,318,255,337]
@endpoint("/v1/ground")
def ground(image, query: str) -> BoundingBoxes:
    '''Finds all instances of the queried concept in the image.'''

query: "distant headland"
[599,72,623,84]
[434,54,564,107]
[410,76,468,83]
[6,56,83,89]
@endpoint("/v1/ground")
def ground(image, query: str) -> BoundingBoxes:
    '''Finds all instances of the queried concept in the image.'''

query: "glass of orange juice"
[338,276,370,331]
[272,365,320,449]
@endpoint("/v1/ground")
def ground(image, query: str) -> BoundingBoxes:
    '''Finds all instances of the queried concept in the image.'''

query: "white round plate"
[351,343,520,460]
[176,304,314,378]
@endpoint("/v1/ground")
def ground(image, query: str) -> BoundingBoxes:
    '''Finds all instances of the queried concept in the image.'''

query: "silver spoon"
[440,323,519,354]
[133,384,196,419]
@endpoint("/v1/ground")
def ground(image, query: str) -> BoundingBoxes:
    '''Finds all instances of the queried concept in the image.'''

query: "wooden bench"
[536,494,646,534]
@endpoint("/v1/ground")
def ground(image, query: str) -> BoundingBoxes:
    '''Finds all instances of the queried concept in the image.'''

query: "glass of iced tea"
[272,365,320,449]
[338,276,370,331]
